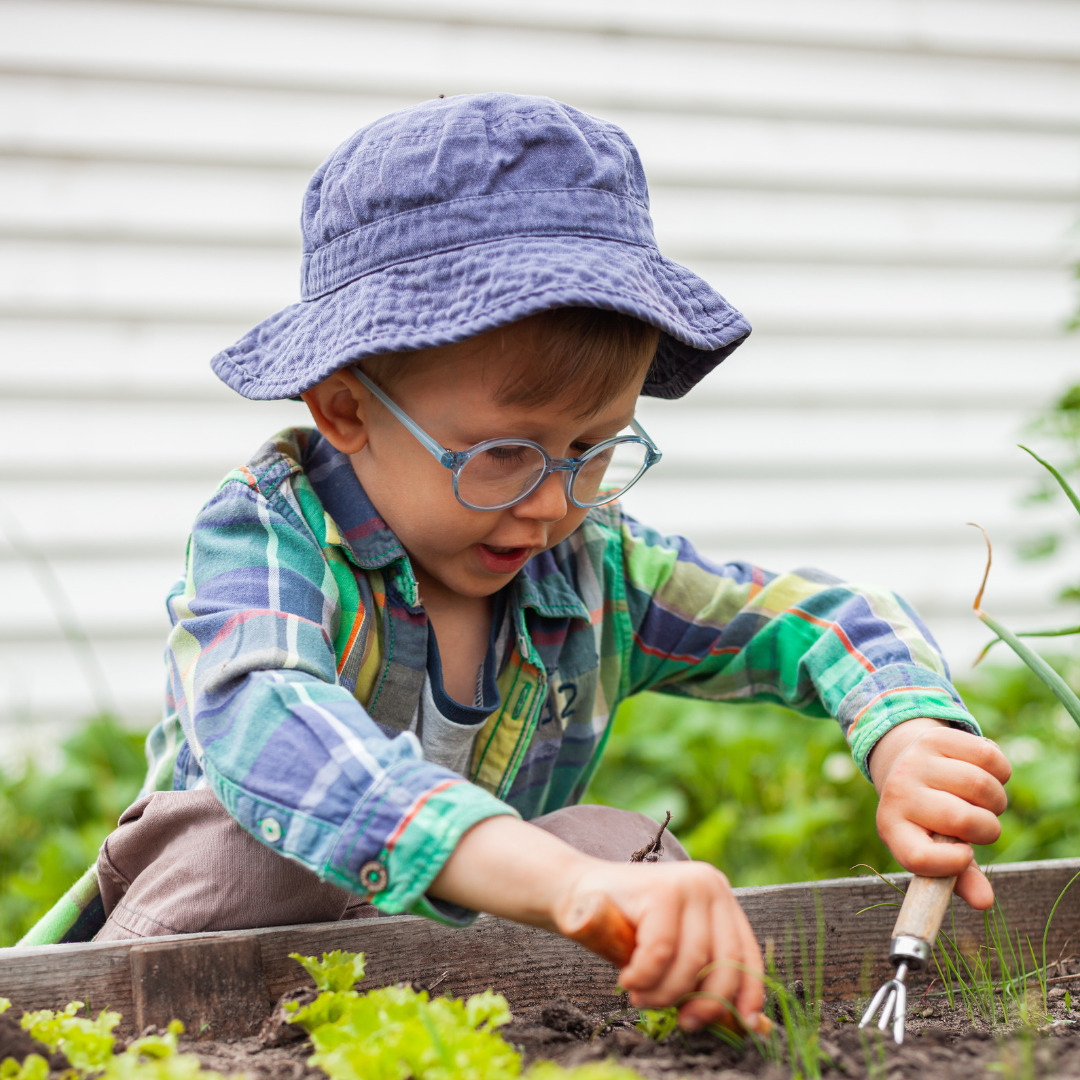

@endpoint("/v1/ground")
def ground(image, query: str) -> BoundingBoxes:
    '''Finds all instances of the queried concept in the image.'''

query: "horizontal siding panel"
[1,322,1074,405]
[6,78,1080,200]
[7,1,1080,131]
[179,0,1080,61]
[3,159,1076,271]
[1,240,1069,331]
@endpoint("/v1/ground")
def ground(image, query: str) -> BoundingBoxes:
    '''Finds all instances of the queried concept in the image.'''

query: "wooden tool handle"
[890,833,959,946]
[563,892,636,968]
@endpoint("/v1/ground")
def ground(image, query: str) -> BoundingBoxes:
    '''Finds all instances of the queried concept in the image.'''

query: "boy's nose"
[513,470,570,522]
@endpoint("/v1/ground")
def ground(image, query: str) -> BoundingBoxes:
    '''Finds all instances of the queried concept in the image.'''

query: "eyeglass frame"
[351,366,662,512]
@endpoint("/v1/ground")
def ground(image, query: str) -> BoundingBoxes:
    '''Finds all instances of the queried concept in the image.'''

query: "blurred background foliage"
[2,660,1078,947]
[589,662,1080,884]
[0,720,146,947]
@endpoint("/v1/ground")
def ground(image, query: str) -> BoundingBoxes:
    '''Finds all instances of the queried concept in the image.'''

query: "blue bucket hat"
[211,93,750,401]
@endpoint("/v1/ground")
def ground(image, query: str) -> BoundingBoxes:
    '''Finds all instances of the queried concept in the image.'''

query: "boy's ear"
[301,369,370,453]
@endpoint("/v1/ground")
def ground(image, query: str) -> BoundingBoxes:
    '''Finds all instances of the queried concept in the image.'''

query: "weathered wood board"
[1,858,1077,1038]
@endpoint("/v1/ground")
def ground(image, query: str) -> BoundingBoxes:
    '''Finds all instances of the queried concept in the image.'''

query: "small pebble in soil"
[920,1007,936,1018]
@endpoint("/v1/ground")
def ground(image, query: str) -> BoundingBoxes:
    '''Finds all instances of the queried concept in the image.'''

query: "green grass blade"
[1019,444,1080,518]
[977,610,1080,728]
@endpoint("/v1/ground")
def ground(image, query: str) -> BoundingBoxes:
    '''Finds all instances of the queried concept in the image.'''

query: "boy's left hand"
[868,718,1011,910]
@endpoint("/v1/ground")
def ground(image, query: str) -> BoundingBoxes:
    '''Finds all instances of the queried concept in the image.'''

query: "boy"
[28,94,1009,1035]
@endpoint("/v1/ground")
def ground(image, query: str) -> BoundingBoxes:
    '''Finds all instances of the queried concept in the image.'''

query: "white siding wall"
[2,0,1078,764]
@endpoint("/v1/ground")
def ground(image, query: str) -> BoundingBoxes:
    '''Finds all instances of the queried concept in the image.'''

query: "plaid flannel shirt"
[23,427,979,945]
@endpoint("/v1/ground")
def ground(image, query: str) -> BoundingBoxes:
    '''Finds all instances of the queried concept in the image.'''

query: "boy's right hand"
[553,860,766,1034]
[430,815,764,1034]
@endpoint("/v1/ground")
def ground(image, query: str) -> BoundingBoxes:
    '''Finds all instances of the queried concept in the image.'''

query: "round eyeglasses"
[352,367,662,512]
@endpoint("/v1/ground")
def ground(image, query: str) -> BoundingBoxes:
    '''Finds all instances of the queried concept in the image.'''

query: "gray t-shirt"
[408,593,513,775]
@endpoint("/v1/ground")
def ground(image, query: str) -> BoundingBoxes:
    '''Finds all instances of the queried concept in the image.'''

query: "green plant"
[1,1005,229,1080]
[633,1007,677,1041]
[972,447,1080,728]
[20,1001,120,1071]
[285,950,650,1080]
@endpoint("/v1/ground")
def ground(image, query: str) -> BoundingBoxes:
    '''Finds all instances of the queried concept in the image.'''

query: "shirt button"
[259,817,282,843]
[360,860,389,894]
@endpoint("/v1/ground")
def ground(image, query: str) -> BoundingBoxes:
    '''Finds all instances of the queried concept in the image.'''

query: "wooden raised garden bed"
[2,858,1078,1040]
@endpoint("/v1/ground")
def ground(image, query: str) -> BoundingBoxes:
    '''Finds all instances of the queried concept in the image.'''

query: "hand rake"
[859,835,959,1044]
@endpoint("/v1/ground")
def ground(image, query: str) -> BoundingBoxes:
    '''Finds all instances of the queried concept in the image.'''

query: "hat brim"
[211,234,750,401]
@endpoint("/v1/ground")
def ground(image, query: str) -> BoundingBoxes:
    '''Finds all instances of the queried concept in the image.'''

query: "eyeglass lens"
[455,439,651,509]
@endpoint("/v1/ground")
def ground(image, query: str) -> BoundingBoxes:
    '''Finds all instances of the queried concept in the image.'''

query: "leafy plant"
[633,1007,678,1041]
[286,950,649,1080]
[20,1001,120,1071]
[1,1005,229,1080]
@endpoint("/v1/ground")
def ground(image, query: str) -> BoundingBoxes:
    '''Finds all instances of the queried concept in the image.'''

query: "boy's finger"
[927,729,1012,784]
[919,758,1008,815]
[952,860,995,911]
[638,902,711,1011]
[890,788,1002,848]
[885,818,975,878]
[617,894,681,993]
[733,909,766,1021]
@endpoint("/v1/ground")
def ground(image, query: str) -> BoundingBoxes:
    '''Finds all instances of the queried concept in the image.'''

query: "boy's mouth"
[476,544,531,573]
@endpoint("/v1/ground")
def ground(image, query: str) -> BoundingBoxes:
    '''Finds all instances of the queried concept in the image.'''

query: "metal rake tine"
[858,981,892,1029]
[892,981,906,1045]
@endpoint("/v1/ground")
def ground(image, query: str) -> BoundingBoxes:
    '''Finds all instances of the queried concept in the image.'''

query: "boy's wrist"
[428,815,597,931]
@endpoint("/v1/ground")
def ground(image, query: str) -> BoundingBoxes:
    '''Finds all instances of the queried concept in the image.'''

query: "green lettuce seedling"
[20,1001,120,1072]
[289,950,368,993]
[634,1007,678,1041]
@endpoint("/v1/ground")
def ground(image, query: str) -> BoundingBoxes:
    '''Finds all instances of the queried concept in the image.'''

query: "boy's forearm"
[427,815,594,930]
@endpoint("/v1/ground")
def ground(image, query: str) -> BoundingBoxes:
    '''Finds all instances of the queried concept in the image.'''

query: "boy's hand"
[868,719,1011,910]
[429,816,765,1034]
[553,860,766,1034]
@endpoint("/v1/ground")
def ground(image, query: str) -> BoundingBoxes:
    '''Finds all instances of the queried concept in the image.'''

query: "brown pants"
[94,789,687,941]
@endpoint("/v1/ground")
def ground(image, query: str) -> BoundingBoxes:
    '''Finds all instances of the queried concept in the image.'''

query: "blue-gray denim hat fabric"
[211,93,750,401]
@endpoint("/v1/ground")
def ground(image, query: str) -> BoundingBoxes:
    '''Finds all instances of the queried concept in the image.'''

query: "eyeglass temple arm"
[630,418,662,463]
[351,366,459,467]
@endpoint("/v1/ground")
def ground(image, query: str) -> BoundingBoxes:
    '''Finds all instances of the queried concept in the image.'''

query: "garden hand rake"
[859,835,959,1044]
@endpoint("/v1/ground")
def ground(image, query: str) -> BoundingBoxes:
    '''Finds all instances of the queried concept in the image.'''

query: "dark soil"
[7,982,1080,1079]
[151,972,1080,1080]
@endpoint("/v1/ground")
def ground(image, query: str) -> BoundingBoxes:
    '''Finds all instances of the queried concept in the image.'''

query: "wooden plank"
[1,859,1078,1035]
[130,937,270,1039]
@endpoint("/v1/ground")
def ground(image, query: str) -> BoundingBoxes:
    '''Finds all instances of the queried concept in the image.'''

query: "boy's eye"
[483,445,531,464]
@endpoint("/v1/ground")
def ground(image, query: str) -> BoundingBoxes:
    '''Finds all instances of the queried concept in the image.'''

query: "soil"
[175,982,1080,1079]
[7,976,1080,1079]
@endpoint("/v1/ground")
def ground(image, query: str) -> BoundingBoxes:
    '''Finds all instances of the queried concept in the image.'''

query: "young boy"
[28,93,1009,1035]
